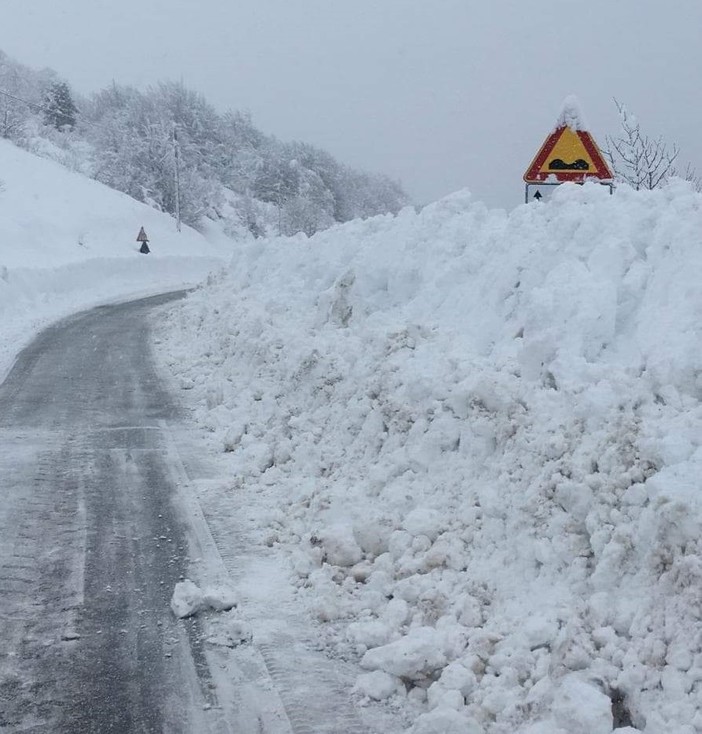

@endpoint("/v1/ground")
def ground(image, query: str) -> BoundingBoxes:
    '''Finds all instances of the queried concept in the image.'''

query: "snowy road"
[0,292,388,734]
[0,293,227,733]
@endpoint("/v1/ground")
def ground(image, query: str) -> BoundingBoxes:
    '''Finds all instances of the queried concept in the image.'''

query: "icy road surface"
[0,292,387,734]
[0,292,228,733]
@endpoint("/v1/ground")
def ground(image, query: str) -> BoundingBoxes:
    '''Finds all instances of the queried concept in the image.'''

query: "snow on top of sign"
[555,94,588,131]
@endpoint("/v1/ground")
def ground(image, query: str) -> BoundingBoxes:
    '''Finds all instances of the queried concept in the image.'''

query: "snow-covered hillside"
[157,180,702,734]
[0,138,230,378]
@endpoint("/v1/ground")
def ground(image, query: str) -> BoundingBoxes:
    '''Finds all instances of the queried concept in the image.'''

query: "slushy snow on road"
[156,180,702,734]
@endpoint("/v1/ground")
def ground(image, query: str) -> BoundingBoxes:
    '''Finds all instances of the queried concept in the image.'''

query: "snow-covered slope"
[0,138,231,378]
[157,180,702,734]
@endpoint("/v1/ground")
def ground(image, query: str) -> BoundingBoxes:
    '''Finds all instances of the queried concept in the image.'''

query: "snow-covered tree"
[0,59,28,139]
[217,110,265,194]
[679,162,702,192]
[1,48,409,234]
[0,50,53,141]
[44,81,78,131]
[604,99,702,191]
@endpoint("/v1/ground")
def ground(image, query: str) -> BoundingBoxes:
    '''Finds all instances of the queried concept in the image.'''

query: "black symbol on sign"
[549,158,590,171]
[533,191,543,201]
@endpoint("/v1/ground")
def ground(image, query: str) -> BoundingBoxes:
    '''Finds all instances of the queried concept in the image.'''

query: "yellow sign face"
[539,127,595,175]
[524,125,613,183]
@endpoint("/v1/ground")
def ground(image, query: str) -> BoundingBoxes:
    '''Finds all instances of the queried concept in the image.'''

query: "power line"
[0,86,93,129]
[0,87,47,114]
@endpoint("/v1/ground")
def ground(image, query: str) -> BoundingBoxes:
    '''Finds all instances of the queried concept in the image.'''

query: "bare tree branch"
[605,99,679,190]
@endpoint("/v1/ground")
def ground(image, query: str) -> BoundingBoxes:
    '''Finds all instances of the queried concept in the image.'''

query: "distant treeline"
[0,49,408,236]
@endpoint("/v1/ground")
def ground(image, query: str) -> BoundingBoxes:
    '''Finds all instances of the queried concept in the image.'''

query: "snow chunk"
[427,682,465,711]
[353,520,389,558]
[522,614,559,649]
[318,523,363,567]
[382,597,410,627]
[171,580,239,618]
[409,707,484,734]
[347,618,394,649]
[360,627,447,679]
[402,508,446,542]
[202,584,239,612]
[353,671,401,700]
[521,724,568,734]
[437,661,477,696]
[170,579,204,619]
[552,675,612,734]
[206,617,253,648]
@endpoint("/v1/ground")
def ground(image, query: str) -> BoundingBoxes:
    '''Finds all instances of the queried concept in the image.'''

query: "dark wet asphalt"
[0,293,215,733]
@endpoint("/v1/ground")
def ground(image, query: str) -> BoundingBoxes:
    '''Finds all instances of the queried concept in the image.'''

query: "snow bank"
[0,137,232,380]
[0,256,224,382]
[156,180,702,733]
[0,138,227,269]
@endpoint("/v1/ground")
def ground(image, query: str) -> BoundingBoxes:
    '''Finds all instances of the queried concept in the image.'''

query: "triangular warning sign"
[136,226,148,242]
[524,125,613,184]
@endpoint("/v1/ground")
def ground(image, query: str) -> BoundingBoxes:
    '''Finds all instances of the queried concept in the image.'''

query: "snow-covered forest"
[0,48,408,237]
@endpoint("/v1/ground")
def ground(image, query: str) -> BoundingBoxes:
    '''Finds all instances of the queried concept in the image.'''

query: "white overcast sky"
[1,1,700,208]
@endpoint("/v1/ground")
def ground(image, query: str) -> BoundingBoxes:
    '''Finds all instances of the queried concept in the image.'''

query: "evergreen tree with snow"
[44,81,78,131]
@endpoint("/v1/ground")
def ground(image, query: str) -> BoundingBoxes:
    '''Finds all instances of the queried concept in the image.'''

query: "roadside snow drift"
[157,181,702,734]
[0,138,230,378]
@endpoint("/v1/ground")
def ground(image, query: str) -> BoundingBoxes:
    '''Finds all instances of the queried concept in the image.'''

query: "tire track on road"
[0,293,233,733]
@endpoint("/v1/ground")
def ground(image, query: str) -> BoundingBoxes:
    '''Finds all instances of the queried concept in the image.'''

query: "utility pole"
[173,124,181,233]
[277,182,283,236]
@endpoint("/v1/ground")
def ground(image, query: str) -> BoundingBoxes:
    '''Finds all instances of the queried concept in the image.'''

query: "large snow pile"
[0,138,230,378]
[157,180,702,734]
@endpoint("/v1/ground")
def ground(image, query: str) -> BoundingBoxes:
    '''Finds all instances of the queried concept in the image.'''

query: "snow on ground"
[0,138,231,379]
[155,180,702,734]
[4,128,701,732]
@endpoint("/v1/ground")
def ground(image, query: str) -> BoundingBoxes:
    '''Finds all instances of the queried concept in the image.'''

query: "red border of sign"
[524,126,613,183]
